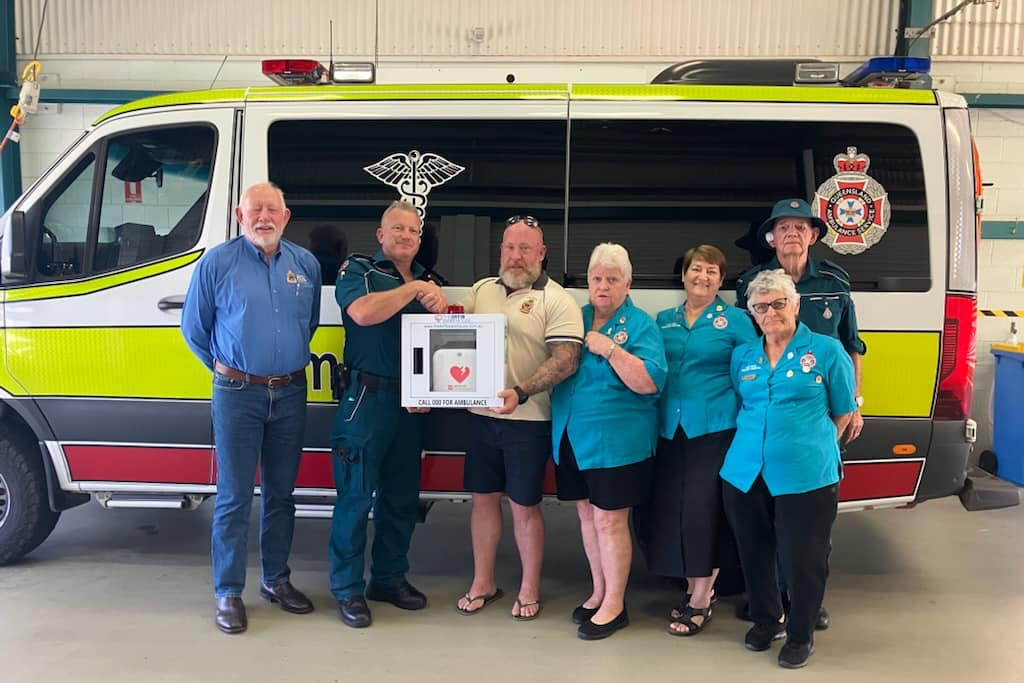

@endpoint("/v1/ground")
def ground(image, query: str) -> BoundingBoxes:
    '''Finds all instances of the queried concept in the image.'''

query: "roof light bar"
[261,59,329,86]
[842,57,931,88]
[332,62,376,84]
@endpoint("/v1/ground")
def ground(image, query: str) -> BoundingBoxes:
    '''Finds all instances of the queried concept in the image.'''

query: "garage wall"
[15,0,898,58]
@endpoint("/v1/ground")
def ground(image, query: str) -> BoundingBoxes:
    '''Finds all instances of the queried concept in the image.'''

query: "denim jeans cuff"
[262,576,291,588]
[215,592,242,599]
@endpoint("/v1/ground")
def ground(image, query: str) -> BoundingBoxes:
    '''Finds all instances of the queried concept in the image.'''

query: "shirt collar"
[242,236,279,263]
[766,256,819,283]
[373,249,426,278]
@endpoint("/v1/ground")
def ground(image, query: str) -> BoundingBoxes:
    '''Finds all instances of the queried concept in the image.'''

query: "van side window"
[92,126,216,273]
[568,119,929,292]
[37,154,96,278]
[267,118,567,287]
[32,125,215,281]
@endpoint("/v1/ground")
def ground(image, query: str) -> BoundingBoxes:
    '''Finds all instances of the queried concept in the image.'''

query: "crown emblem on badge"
[364,150,466,218]
[833,147,870,174]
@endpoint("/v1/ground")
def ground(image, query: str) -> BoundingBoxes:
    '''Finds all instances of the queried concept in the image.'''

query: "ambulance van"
[0,59,983,564]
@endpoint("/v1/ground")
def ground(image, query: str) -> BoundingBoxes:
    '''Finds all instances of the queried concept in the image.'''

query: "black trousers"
[723,476,837,644]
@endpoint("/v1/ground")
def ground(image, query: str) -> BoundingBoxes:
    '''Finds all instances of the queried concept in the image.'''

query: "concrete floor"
[2,495,1023,683]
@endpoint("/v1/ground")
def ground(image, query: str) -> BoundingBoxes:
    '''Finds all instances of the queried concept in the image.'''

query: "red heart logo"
[450,366,471,383]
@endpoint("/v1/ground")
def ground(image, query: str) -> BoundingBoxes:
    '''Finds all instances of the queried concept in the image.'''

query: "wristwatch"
[513,385,529,405]
[855,395,864,408]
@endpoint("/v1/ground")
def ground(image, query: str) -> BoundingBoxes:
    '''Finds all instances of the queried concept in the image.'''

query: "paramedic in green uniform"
[734,197,867,632]
[328,200,448,628]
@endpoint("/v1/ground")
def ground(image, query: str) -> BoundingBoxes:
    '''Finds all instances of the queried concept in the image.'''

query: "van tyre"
[0,430,60,565]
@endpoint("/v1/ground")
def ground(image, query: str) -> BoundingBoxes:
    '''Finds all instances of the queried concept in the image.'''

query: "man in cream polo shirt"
[454,215,583,621]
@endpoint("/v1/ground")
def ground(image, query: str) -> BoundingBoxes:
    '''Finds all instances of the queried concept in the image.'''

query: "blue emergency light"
[842,57,931,88]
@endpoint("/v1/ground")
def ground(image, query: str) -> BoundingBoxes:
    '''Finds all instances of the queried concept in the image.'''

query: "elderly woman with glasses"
[551,242,667,640]
[720,268,856,669]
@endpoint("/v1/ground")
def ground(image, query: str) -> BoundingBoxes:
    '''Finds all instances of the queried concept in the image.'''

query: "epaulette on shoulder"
[338,252,374,276]
[818,259,851,283]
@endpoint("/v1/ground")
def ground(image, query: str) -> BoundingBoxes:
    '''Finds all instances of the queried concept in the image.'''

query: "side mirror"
[1,210,32,283]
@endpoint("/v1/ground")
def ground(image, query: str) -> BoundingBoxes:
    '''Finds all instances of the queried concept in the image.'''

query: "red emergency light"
[261,59,328,86]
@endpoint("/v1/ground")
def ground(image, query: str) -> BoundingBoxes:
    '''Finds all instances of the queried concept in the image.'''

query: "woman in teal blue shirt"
[635,245,757,637]
[721,268,855,669]
[552,243,667,641]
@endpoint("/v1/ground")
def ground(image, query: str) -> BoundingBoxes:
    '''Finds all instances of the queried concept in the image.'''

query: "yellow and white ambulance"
[0,58,986,563]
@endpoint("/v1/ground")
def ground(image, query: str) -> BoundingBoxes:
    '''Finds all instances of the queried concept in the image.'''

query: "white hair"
[587,242,632,282]
[745,268,799,314]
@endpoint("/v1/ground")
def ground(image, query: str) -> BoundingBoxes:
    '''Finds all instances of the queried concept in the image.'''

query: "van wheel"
[0,430,60,565]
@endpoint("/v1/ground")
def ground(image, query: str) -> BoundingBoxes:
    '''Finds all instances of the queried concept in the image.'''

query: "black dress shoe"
[571,605,599,625]
[338,596,372,628]
[744,622,787,651]
[260,581,314,614]
[365,580,427,610]
[778,639,815,669]
[815,606,830,630]
[577,609,629,640]
[215,597,247,634]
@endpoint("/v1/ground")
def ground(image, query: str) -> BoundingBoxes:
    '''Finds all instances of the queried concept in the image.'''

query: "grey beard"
[499,265,540,290]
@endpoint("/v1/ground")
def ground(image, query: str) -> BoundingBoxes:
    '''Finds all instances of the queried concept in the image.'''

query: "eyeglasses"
[751,297,791,314]
[506,215,540,228]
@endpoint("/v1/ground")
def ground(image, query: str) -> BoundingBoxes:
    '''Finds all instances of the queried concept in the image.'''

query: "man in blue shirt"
[182,182,320,635]
[329,200,447,628]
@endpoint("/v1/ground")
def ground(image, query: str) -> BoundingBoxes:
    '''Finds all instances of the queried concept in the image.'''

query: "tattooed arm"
[491,341,581,415]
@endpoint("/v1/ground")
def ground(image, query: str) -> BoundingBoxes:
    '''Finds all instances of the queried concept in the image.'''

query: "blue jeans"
[211,371,307,598]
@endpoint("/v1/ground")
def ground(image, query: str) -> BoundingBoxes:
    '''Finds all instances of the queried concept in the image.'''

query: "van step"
[93,493,206,510]
[959,467,1021,511]
[295,503,334,519]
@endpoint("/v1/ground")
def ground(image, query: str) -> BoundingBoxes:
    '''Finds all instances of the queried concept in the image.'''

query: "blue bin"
[992,345,1024,486]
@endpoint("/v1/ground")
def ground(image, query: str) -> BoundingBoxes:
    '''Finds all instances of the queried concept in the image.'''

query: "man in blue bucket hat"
[734,197,867,632]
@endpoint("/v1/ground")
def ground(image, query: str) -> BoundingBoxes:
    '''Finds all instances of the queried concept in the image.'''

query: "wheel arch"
[0,400,88,512]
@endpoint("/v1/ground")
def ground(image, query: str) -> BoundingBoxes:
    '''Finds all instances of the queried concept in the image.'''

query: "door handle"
[158,295,185,311]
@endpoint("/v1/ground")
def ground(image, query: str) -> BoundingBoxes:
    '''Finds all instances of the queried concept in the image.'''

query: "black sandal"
[668,592,717,621]
[667,604,713,637]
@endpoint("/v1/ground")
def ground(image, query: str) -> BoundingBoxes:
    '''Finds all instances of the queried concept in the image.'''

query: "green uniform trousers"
[328,379,423,600]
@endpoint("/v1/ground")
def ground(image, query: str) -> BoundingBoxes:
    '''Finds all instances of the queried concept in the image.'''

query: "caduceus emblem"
[363,150,466,218]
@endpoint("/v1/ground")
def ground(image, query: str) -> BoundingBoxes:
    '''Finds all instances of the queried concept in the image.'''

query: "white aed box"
[400,313,505,408]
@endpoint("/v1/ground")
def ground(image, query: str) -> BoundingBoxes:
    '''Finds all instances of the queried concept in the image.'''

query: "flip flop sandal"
[456,588,504,615]
[512,598,541,621]
[667,604,713,637]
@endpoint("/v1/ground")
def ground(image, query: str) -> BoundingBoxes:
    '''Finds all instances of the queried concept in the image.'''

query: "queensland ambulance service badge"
[813,147,890,255]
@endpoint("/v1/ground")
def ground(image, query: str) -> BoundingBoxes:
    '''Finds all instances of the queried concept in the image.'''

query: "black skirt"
[633,427,739,579]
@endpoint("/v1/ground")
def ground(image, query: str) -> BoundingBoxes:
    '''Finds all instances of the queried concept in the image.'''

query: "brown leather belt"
[214,361,305,388]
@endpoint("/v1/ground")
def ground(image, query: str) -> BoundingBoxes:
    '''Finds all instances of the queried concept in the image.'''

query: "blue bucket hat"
[757,198,828,248]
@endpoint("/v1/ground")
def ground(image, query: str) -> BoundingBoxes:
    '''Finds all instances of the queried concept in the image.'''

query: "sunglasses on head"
[506,215,540,228]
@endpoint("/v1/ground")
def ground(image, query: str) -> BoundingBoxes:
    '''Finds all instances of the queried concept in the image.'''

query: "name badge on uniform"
[800,351,817,374]
[741,374,757,381]
[713,315,728,330]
